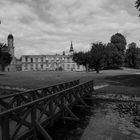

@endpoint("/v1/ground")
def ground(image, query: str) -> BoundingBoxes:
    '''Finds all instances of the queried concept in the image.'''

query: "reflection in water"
[81,101,140,140]
[44,101,140,140]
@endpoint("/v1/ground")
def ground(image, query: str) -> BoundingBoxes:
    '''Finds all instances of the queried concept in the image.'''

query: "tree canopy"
[73,32,140,73]
[104,43,123,69]
[73,51,90,71]
[0,44,12,71]
[125,42,140,68]
[135,0,140,16]
[111,33,127,54]
[90,42,106,73]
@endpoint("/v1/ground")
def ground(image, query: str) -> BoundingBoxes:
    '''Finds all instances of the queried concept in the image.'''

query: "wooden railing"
[0,80,79,112]
[0,80,94,140]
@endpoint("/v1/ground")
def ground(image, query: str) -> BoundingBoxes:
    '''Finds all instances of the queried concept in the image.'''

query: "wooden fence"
[0,80,79,112]
[0,80,94,140]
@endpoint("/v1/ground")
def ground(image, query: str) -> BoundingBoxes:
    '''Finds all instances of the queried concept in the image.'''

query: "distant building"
[0,36,85,72]
[0,34,20,71]
[21,42,85,71]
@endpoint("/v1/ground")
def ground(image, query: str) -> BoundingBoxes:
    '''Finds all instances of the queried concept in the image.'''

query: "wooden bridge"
[0,79,94,140]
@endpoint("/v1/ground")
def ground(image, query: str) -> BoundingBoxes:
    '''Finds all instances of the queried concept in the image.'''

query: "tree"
[0,44,12,71]
[135,0,140,16]
[104,43,123,69]
[110,33,127,67]
[73,51,90,71]
[111,33,127,54]
[125,42,140,68]
[90,42,106,73]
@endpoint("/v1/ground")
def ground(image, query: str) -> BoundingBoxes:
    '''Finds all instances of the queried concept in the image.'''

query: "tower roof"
[69,41,74,52]
[8,34,14,39]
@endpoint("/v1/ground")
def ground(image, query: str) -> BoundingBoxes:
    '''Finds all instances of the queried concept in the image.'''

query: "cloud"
[0,0,140,58]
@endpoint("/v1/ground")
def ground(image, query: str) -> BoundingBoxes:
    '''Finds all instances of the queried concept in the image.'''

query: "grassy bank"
[0,69,140,96]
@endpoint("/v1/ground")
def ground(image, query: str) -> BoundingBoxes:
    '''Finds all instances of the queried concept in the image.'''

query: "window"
[36,58,38,62]
[73,64,75,69]
[30,64,33,70]
[36,64,38,69]
[25,57,28,62]
[41,64,43,69]
[41,57,43,62]
[25,64,28,70]
[31,58,33,63]
[67,57,70,63]
[67,64,70,69]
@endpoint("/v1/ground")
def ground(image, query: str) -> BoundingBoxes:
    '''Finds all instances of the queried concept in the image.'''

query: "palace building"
[21,42,85,71]
[0,34,85,72]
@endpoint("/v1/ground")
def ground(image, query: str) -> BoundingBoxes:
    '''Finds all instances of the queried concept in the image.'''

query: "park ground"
[0,68,140,96]
[1,69,140,140]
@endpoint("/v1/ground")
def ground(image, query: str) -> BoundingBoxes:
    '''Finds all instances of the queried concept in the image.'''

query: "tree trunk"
[96,68,100,73]
[1,65,5,72]
[86,64,89,72]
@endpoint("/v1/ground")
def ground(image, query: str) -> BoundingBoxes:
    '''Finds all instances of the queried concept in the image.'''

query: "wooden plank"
[0,99,12,110]
[35,121,53,140]
[10,114,32,128]
[31,105,37,140]
[64,106,79,121]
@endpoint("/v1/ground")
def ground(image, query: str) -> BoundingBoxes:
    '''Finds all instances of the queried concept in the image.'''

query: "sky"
[0,0,140,58]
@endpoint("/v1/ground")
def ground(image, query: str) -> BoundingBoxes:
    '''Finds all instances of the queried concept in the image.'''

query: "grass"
[0,68,140,96]
[96,73,140,96]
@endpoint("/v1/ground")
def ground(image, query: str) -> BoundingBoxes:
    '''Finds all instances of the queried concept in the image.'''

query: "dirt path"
[81,102,140,140]
[94,85,109,90]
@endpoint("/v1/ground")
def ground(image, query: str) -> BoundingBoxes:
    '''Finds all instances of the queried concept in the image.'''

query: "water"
[40,100,140,140]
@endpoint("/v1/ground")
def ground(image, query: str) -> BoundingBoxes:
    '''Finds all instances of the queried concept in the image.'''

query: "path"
[81,102,140,140]
[94,84,109,90]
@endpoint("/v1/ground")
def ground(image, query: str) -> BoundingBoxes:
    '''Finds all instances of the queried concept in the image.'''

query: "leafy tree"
[90,42,106,73]
[73,51,85,65]
[135,0,140,16]
[0,44,12,71]
[104,43,123,69]
[111,33,127,54]
[125,42,140,68]
[73,51,90,71]
[110,33,127,67]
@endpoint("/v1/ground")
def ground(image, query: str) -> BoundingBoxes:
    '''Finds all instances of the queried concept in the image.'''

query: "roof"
[8,34,14,39]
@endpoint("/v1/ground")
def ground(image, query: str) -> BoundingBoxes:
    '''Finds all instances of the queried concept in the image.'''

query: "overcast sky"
[0,0,139,58]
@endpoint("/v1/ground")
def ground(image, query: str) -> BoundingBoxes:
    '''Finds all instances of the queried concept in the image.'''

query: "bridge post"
[1,116,10,140]
[31,104,37,140]
[49,99,54,126]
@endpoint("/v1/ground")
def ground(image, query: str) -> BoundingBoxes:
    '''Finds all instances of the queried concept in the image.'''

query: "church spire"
[69,41,74,55]
[70,41,74,52]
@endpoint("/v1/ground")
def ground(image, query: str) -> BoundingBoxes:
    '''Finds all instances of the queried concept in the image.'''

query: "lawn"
[0,68,140,96]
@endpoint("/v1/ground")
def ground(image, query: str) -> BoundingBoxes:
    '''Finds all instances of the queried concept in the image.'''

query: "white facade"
[21,55,85,71]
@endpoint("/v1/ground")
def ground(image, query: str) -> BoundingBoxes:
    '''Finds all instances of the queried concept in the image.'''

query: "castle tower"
[69,41,74,55]
[7,34,14,58]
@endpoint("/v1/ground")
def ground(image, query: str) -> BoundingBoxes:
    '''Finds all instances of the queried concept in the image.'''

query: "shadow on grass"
[0,74,6,76]
[105,74,140,88]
